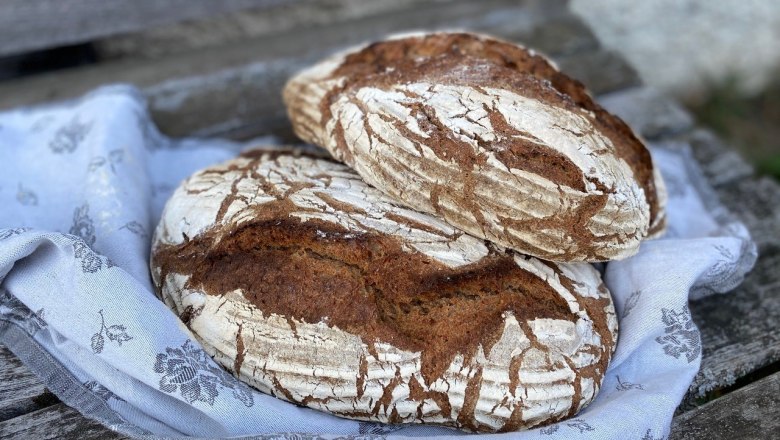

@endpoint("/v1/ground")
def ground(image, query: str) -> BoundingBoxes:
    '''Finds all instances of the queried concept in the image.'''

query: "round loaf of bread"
[283,32,666,262]
[150,148,617,432]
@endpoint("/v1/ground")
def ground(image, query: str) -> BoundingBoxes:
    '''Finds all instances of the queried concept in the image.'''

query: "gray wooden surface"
[0,346,56,422]
[0,403,128,439]
[0,0,298,57]
[0,0,624,139]
[93,0,455,60]
[0,0,778,438]
[670,372,780,440]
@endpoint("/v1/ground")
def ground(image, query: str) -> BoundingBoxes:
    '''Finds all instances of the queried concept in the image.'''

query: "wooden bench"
[0,1,778,438]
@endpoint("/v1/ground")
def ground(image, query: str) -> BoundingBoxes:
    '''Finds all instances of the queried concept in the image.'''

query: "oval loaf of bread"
[150,148,618,432]
[283,32,666,262]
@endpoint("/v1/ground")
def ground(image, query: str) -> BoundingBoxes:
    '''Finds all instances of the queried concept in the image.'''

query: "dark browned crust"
[151,151,616,431]
[316,32,661,233]
[154,211,576,385]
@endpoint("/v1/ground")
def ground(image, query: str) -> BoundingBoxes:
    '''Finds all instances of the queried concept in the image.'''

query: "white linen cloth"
[0,86,757,439]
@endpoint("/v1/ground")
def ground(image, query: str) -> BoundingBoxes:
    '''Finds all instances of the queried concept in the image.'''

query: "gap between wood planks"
[669,371,780,440]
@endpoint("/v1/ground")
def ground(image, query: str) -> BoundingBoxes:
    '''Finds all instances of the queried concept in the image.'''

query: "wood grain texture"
[687,130,757,191]
[94,0,452,60]
[0,0,295,57]
[0,345,58,422]
[670,372,780,440]
[0,403,127,439]
[151,150,618,432]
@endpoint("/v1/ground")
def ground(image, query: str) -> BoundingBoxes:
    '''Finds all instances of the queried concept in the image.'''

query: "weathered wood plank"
[0,0,568,107]
[670,372,780,439]
[0,0,630,140]
[0,345,58,422]
[0,0,297,57]
[93,0,596,63]
[93,0,467,60]
[687,275,780,407]
[0,403,127,439]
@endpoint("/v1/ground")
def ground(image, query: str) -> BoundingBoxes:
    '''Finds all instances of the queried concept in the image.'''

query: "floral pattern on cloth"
[622,290,642,318]
[0,227,32,241]
[656,306,701,363]
[88,149,124,174]
[357,422,404,435]
[16,183,38,206]
[690,241,757,299]
[615,376,646,391]
[119,220,148,238]
[63,233,116,273]
[91,309,133,354]
[69,203,96,245]
[154,340,255,408]
[539,419,595,436]
[49,117,92,153]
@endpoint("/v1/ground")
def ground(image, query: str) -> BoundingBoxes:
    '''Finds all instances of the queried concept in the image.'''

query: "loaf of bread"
[283,32,666,262]
[150,148,617,432]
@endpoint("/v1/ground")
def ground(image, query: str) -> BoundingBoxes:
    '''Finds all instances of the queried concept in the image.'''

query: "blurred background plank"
[0,0,633,140]
[0,0,299,57]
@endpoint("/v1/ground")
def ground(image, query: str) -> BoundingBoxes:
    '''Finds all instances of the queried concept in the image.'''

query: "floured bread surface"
[150,148,618,433]
[283,31,666,261]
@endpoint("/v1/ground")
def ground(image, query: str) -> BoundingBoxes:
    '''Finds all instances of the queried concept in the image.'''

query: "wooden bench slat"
[0,345,58,422]
[670,371,780,439]
[0,0,629,141]
[0,0,569,107]
[93,0,597,61]
[0,0,298,58]
[0,402,127,439]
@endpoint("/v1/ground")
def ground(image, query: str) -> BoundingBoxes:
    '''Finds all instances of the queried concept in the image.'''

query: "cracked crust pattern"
[150,149,617,432]
[283,32,666,261]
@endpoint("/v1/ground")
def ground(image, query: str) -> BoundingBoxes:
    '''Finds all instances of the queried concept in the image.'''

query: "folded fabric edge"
[0,318,154,439]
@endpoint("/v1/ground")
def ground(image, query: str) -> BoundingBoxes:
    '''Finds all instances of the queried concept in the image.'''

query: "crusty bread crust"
[151,149,617,432]
[283,32,666,261]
